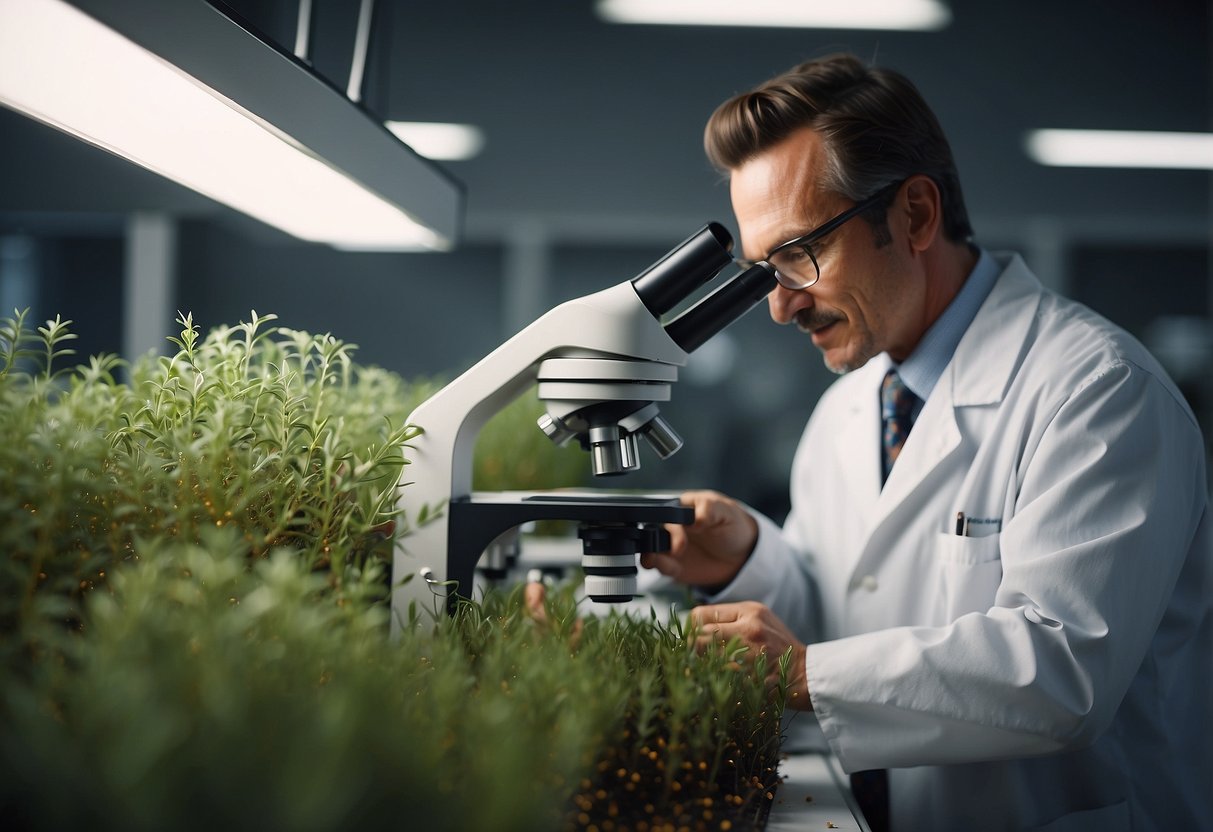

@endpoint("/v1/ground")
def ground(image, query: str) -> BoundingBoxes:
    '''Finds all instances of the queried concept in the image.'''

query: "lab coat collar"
[947,253,1042,408]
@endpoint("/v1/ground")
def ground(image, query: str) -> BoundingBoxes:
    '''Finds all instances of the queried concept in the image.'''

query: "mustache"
[792,309,844,334]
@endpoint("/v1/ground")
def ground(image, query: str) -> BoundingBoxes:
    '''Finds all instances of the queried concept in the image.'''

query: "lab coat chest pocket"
[934,532,1002,621]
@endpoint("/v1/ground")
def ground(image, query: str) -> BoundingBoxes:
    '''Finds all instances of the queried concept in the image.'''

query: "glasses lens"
[770,245,819,290]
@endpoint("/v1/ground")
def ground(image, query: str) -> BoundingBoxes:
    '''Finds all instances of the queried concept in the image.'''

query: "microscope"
[392,224,776,629]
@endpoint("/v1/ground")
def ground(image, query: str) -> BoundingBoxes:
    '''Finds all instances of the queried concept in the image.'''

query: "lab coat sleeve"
[707,509,822,645]
[806,359,1209,771]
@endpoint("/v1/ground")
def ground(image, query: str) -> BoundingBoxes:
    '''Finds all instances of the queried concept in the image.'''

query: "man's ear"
[900,175,942,254]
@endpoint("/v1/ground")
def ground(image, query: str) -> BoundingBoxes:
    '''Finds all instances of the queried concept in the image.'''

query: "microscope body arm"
[393,280,688,625]
[390,222,775,627]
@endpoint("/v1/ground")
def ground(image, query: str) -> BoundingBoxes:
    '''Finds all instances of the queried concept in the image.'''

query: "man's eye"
[780,247,812,263]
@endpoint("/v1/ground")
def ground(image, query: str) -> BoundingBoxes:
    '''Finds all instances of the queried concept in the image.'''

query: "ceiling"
[1,0,1210,247]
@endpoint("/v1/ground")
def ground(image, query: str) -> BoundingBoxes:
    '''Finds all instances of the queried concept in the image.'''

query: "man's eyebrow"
[769,226,806,246]
[767,223,814,250]
[770,201,839,248]
[770,217,832,250]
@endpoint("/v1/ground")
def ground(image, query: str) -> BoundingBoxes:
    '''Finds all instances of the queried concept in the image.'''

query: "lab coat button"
[859,575,878,592]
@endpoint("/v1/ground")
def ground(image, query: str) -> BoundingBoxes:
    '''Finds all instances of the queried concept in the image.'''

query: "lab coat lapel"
[832,355,887,541]
[875,380,961,513]
[849,254,1042,582]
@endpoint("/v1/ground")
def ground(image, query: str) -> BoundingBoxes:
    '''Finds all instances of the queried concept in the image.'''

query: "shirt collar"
[895,247,1000,403]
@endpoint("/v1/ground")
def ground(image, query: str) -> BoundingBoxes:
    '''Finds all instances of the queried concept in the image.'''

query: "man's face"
[730,127,925,373]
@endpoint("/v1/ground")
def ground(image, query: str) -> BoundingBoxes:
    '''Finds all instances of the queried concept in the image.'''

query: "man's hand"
[523,577,584,645]
[523,579,548,622]
[640,490,759,589]
[690,601,812,711]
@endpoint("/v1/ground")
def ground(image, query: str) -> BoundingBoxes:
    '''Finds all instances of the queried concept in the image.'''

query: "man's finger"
[523,580,547,623]
[665,521,687,552]
[640,551,683,578]
[689,603,742,627]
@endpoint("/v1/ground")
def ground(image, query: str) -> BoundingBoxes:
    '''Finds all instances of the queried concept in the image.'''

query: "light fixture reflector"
[1026,129,1213,170]
[595,0,951,30]
[0,0,449,250]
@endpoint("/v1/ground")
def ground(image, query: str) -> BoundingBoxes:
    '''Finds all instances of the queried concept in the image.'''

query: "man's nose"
[767,283,807,325]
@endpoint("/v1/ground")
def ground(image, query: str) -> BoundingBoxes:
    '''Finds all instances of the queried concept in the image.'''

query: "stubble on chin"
[820,331,876,376]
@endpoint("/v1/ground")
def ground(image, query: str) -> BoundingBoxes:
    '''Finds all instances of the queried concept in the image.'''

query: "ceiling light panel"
[596,0,951,31]
[1026,129,1213,170]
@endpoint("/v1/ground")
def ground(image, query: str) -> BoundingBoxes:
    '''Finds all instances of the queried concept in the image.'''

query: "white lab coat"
[722,254,1212,831]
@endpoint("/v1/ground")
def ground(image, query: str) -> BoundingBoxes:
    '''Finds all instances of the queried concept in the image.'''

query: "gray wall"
[1,0,1210,516]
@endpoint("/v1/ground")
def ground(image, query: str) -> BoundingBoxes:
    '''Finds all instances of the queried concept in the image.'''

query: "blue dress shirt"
[895,248,1001,409]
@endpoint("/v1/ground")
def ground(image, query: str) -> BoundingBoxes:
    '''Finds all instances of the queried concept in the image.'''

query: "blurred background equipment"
[0,0,1209,514]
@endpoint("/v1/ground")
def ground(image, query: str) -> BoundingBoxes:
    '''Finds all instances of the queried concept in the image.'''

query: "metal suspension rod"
[346,0,376,103]
[293,0,313,62]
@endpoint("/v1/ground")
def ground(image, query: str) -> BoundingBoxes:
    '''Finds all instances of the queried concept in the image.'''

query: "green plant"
[544,600,789,831]
[474,388,588,493]
[0,310,786,831]
[0,309,421,669]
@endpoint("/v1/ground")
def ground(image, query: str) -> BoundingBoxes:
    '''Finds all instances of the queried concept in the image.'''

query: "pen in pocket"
[955,511,970,536]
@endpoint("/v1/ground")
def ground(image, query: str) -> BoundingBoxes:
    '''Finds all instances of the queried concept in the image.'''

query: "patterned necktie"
[880,369,918,484]
[852,371,917,829]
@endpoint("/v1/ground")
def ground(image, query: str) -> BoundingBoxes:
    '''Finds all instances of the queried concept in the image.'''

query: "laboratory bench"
[767,752,868,831]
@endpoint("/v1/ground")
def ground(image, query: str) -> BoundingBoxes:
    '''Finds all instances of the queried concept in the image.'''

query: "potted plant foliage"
[0,310,787,831]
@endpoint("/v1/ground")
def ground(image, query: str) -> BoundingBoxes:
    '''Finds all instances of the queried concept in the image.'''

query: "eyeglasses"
[737,181,902,291]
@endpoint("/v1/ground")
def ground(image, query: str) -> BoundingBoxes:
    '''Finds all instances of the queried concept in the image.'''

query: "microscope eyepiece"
[631,223,734,318]
[663,262,778,354]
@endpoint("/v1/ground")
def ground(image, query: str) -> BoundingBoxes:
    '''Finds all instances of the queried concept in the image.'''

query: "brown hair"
[705,54,973,243]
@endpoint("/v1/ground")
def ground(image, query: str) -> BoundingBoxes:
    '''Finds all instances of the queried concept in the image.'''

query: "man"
[640,54,1212,831]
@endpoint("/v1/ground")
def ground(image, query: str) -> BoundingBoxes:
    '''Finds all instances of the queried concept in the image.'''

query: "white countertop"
[766,753,868,832]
